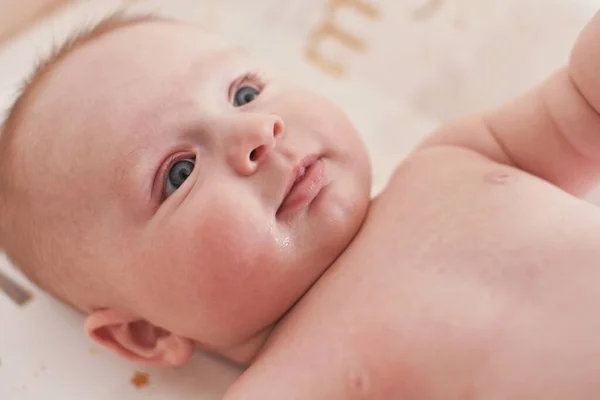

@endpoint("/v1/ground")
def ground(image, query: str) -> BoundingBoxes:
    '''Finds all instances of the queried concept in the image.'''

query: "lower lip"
[278,159,326,216]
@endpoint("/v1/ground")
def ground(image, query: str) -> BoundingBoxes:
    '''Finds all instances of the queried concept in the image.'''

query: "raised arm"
[419,12,600,197]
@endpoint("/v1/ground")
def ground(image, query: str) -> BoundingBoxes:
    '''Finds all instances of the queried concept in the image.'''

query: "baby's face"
[23,21,371,347]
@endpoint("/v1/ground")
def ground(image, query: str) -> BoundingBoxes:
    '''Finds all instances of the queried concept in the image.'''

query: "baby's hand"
[419,11,600,198]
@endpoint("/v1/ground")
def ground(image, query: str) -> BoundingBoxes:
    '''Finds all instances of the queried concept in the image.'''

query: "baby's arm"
[419,12,600,197]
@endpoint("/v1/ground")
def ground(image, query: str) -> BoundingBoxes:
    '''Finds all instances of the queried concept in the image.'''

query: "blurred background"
[0,0,599,399]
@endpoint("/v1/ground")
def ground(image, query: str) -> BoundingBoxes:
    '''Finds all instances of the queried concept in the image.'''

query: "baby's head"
[0,14,371,365]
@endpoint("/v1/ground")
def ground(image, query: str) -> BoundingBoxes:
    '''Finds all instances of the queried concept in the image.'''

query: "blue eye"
[165,158,194,197]
[233,85,260,107]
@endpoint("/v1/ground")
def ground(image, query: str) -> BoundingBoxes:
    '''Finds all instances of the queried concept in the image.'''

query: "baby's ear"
[84,309,194,367]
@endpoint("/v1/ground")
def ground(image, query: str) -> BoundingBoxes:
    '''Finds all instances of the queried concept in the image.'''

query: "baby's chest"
[365,148,597,274]
[278,150,600,394]
[352,151,600,328]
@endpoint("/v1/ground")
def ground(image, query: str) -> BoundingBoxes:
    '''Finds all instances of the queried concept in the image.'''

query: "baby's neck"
[201,326,275,366]
[205,246,363,365]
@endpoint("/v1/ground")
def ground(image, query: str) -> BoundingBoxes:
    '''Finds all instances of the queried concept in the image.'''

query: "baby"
[2,10,600,399]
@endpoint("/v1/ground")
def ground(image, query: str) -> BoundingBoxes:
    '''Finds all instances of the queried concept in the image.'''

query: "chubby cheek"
[150,199,288,344]
[196,211,282,307]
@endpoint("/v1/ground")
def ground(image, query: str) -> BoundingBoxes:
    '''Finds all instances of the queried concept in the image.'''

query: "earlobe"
[84,309,194,367]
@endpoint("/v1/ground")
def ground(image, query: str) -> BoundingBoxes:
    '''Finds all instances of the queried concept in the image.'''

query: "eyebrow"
[114,141,158,210]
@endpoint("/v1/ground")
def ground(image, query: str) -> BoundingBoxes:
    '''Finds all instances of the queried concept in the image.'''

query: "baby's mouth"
[277,155,326,217]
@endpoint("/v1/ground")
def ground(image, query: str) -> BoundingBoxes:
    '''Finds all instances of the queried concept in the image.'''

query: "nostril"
[273,118,284,138]
[249,145,266,162]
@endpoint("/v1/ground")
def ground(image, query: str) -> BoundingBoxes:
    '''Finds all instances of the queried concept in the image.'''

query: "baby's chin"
[296,198,369,295]
[322,182,371,253]
[236,209,369,363]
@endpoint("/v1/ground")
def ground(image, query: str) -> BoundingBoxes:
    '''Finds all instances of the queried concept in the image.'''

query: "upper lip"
[278,154,320,211]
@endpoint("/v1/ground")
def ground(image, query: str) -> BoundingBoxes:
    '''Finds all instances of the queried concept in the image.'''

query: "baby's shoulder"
[386,145,515,193]
[372,145,520,215]
[365,143,576,246]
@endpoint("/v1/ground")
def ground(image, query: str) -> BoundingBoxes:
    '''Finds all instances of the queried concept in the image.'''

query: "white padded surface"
[1,0,599,398]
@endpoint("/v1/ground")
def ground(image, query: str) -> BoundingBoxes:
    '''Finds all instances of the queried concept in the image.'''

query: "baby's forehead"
[0,19,256,256]
[24,22,237,149]
[16,22,247,204]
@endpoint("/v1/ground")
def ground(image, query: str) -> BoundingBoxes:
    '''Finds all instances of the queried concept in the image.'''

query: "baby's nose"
[225,113,284,176]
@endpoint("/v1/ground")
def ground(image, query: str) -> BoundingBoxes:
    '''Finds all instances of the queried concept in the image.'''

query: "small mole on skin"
[349,368,371,398]
[130,371,150,389]
[354,374,365,391]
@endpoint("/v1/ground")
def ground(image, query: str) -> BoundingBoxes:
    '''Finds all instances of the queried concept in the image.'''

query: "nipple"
[484,170,513,185]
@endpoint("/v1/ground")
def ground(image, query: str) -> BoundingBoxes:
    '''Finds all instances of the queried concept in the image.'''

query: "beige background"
[0,0,71,43]
[1,0,600,399]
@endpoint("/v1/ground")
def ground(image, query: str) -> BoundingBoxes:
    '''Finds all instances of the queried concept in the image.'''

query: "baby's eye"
[165,158,195,198]
[233,85,260,107]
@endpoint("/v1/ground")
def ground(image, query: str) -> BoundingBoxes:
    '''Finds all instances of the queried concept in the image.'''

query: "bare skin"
[4,11,600,400]
[224,14,600,400]
[227,151,600,399]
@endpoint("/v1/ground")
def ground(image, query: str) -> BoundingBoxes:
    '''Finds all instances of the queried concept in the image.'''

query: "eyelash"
[159,153,194,201]
[230,71,266,102]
